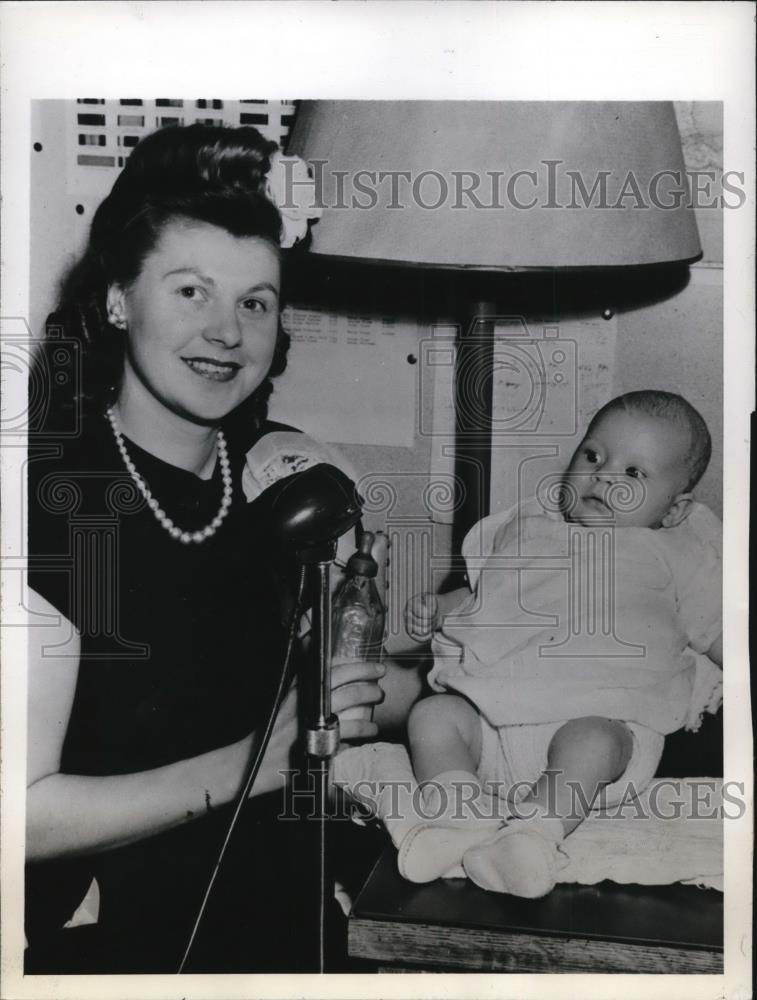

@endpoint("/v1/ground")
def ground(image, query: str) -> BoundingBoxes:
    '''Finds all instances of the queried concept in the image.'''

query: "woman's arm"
[26,591,382,862]
[26,601,270,861]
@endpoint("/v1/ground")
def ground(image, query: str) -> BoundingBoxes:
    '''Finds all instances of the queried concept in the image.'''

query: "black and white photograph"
[0,4,753,998]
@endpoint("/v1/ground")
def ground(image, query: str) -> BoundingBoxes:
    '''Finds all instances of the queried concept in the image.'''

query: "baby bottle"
[332,530,386,721]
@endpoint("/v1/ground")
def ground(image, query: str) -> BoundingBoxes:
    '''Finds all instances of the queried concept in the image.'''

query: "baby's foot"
[462,814,566,898]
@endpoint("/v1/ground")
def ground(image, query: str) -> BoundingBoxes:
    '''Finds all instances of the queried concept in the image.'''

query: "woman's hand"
[254,679,300,794]
[404,592,440,643]
[255,660,384,775]
[330,659,384,740]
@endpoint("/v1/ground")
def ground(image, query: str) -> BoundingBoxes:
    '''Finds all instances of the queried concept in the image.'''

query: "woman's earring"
[108,313,127,330]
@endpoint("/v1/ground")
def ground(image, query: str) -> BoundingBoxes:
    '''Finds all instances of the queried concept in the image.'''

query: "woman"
[25,124,417,972]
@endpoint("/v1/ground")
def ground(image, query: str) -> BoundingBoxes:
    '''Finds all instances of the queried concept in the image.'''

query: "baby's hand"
[404,592,440,643]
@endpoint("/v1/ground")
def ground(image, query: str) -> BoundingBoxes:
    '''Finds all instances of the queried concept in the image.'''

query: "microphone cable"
[177,562,309,973]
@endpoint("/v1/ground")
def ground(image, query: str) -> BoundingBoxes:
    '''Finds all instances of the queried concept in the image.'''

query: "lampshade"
[287,101,701,270]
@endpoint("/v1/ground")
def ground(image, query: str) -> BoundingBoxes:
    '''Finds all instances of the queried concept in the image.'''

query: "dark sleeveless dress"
[25,412,337,972]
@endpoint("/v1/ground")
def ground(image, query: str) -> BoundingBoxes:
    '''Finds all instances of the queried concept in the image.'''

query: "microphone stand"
[178,464,361,974]
[297,539,340,974]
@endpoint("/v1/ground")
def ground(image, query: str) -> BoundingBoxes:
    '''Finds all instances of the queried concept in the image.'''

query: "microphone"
[248,463,363,551]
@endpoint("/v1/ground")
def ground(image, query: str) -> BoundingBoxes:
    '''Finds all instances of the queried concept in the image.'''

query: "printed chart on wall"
[268,306,420,447]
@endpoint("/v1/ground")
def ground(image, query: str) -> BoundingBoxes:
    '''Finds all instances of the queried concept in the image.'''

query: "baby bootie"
[462,811,567,898]
[332,742,419,842]
[396,825,500,883]
[395,768,505,882]
[332,746,505,884]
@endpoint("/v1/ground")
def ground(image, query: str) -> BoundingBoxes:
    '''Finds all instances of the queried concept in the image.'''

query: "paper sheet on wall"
[268,306,419,446]
[488,314,615,434]
[488,313,617,514]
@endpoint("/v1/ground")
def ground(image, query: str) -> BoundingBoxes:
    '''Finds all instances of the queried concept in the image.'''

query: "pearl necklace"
[106,407,233,544]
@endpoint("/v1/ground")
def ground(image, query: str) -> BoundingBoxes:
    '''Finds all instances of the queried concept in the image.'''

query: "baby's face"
[563,409,691,528]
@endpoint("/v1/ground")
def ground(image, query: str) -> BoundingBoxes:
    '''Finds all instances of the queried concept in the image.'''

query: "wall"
[614,102,722,515]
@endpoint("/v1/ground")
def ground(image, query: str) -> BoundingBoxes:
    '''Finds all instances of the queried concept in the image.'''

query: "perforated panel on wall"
[67,98,296,196]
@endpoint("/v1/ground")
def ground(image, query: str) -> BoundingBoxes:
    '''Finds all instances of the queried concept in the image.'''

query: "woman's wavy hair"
[40,124,291,439]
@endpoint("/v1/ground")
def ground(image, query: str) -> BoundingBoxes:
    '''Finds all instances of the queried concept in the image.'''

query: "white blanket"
[442,776,724,891]
[334,744,724,892]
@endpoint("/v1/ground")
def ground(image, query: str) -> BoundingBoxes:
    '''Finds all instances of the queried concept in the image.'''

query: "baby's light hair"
[587,390,712,492]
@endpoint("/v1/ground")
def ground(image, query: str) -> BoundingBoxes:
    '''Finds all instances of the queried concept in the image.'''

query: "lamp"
[283,104,701,968]
[288,101,701,269]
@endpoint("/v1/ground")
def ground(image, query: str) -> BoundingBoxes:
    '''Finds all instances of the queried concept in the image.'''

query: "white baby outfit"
[428,498,723,804]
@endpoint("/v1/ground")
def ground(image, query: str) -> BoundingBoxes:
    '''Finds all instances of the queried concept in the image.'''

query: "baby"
[402,390,722,897]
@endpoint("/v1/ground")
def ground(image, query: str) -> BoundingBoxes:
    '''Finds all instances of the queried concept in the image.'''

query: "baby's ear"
[661,493,694,528]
